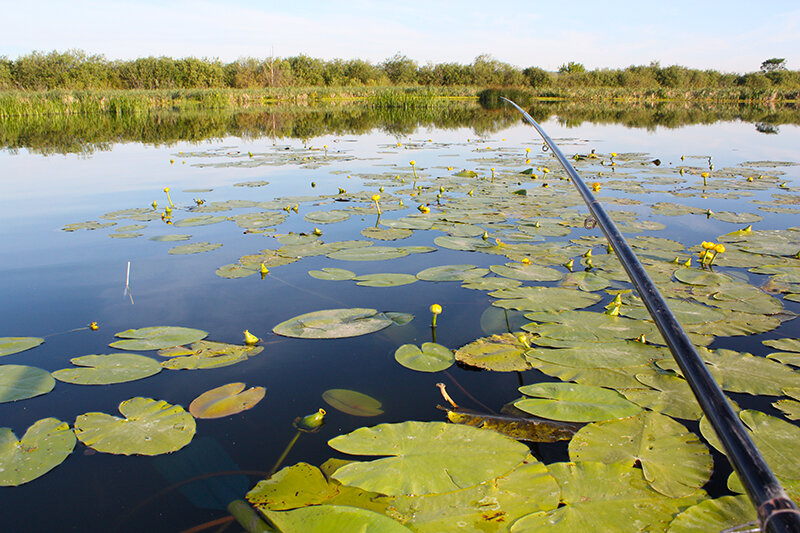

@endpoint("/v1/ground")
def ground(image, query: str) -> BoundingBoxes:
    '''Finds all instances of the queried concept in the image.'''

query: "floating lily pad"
[394,343,454,372]
[667,495,755,533]
[674,268,734,286]
[561,271,611,292]
[525,310,660,344]
[273,308,395,339]
[361,227,413,241]
[462,277,522,291]
[569,411,712,497]
[490,263,563,282]
[62,220,116,231]
[0,365,55,403]
[233,180,270,187]
[109,232,141,239]
[168,242,222,255]
[327,246,409,261]
[621,373,703,420]
[490,286,601,312]
[74,397,196,456]
[515,382,642,422]
[763,338,800,353]
[110,326,208,351]
[416,264,488,282]
[214,263,259,279]
[511,461,706,532]
[173,215,228,227]
[0,418,76,486]
[0,337,44,357]
[355,273,418,287]
[526,341,669,369]
[189,383,266,419]
[621,299,726,324]
[328,421,530,496]
[454,333,531,372]
[159,341,262,370]
[304,210,351,224]
[263,505,412,533]
[52,353,162,385]
[322,389,384,417]
[308,268,356,281]
[149,234,192,242]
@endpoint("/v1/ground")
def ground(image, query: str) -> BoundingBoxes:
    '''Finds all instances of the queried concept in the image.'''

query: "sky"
[2,0,799,73]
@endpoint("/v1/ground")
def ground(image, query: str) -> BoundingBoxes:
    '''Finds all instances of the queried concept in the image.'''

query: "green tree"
[761,58,786,73]
[558,61,586,74]
[522,66,551,87]
[382,53,418,84]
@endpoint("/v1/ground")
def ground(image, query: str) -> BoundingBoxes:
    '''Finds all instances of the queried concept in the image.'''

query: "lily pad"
[490,263,563,282]
[308,268,356,281]
[110,326,208,351]
[263,504,412,533]
[361,227,413,241]
[168,242,222,255]
[273,308,395,339]
[74,397,196,456]
[328,421,530,496]
[454,333,531,372]
[0,418,76,486]
[322,389,384,417]
[0,337,44,357]
[149,234,192,242]
[355,273,418,287]
[327,246,409,261]
[189,382,266,419]
[674,268,734,286]
[304,210,351,224]
[763,338,800,353]
[173,215,227,227]
[667,495,755,533]
[52,353,162,385]
[526,341,669,369]
[515,382,642,422]
[0,365,55,403]
[394,343,454,372]
[569,411,712,497]
[159,341,262,370]
[416,264,488,282]
[510,461,706,532]
[490,286,601,313]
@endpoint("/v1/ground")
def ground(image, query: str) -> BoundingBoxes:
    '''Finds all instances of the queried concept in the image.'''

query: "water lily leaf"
[361,227,413,241]
[273,308,395,339]
[322,389,384,417]
[454,333,531,371]
[621,373,703,420]
[516,382,642,422]
[304,210,351,224]
[773,399,800,420]
[511,461,706,532]
[684,310,781,337]
[214,263,259,279]
[159,341,262,370]
[394,343,454,372]
[308,267,356,281]
[389,458,560,531]
[0,337,44,357]
[110,326,208,351]
[0,365,55,403]
[263,504,412,533]
[526,341,669,369]
[168,242,222,255]
[74,397,196,456]
[524,310,660,344]
[52,353,162,385]
[0,418,76,486]
[233,180,269,187]
[416,264,488,282]
[109,232,141,239]
[189,382,265,419]
[667,494,755,533]
[149,234,192,242]
[673,268,734,286]
[327,246,409,261]
[173,215,227,227]
[62,220,116,231]
[462,277,522,291]
[657,348,798,396]
[355,273,418,287]
[490,286,601,313]
[328,421,530,496]
[433,235,487,251]
[490,263,563,282]
[621,299,726,324]
[561,271,611,292]
[569,411,712,497]
[445,407,580,443]
[764,338,800,353]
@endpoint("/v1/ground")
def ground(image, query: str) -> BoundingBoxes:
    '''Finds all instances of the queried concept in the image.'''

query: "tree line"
[0,50,797,92]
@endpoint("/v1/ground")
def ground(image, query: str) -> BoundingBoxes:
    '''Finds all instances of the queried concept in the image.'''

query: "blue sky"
[2,0,799,72]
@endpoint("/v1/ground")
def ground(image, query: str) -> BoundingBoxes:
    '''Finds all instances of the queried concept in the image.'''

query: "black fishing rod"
[502,97,800,533]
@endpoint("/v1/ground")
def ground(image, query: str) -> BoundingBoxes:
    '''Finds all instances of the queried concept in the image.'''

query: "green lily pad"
[621,299,726,324]
[490,263,563,282]
[416,264,488,282]
[308,268,356,281]
[168,242,223,255]
[188,382,266,419]
[263,504,412,533]
[515,382,642,422]
[328,421,530,496]
[355,273,418,287]
[763,338,800,353]
[462,277,522,291]
[667,495,755,533]
[159,341,262,370]
[62,220,116,231]
[621,373,703,420]
[322,389,384,417]
[526,341,669,369]
[327,246,409,261]
[273,308,395,339]
[361,227,413,241]
[674,268,734,286]
[524,310,660,344]
[0,418,76,486]
[0,337,44,357]
[454,333,531,372]
[490,286,601,312]
[304,210,351,224]
[0,365,55,403]
[173,215,228,227]
[773,398,800,420]
[74,397,196,456]
[52,353,162,385]
[109,326,208,351]
[511,461,706,532]
[768,352,800,367]
[214,263,259,279]
[149,234,192,242]
[109,232,142,239]
[233,180,270,187]
[569,411,712,497]
[394,343,454,372]
[561,271,611,292]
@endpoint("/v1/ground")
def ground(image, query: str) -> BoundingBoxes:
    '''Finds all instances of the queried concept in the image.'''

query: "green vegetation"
[0,50,799,117]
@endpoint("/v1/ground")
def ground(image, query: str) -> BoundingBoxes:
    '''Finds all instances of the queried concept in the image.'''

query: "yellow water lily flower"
[517,334,531,349]
[89,321,99,331]
[591,182,601,192]
[164,187,174,207]
[418,205,430,214]
[430,304,442,328]
[260,264,269,275]
[243,330,260,345]
[313,227,322,236]
[701,172,710,178]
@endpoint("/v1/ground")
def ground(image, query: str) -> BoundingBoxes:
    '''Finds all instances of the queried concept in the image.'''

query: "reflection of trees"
[2,100,798,155]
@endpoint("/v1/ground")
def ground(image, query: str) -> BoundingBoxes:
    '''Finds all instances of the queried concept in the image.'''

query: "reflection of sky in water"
[0,115,798,531]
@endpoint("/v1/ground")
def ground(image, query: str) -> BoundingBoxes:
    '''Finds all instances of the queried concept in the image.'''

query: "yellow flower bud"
[89,321,99,331]
[243,330,260,345]
[371,194,381,202]
[409,160,416,166]
[714,244,726,253]
[295,409,326,432]
[430,304,442,315]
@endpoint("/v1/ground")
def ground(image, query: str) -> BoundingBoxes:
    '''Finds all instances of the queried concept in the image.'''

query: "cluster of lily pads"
[12,135,800,530]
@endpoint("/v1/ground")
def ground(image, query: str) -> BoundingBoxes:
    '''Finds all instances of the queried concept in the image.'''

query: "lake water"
[1,102,799,532]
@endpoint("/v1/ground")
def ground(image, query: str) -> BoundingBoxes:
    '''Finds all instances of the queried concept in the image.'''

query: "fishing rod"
[501,97,800,533]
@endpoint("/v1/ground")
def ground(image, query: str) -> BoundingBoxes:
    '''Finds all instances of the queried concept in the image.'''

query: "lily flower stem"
[269,431,301,477]
[443,370,497,415]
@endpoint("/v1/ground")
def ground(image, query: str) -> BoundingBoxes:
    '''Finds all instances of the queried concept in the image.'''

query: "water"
[1,104,799,532]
